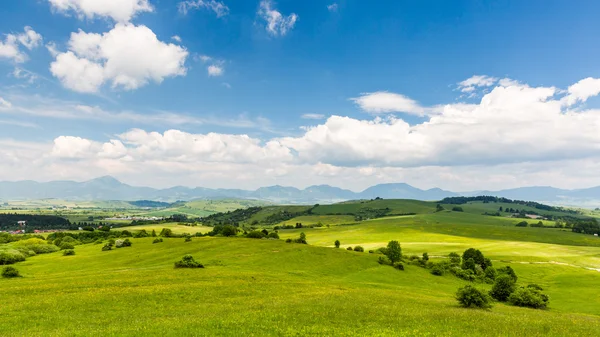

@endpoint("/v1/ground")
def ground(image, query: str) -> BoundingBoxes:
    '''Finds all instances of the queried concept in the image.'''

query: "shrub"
[378,256,389,265]
[285,238,292,243]
[368,250,374,254]
[222,225,237,237]
[2,266,21,278]
[268,232,280,239]
[153,238,163,244]
[101,243,113,251]
[346,247,353,251]
[115,240,124,248]
[452,206,464,212]
[394,262,404,271]
[508,286,549,309]
[135,230,149,238]
[484,266,497,281]
[422,252,429,261]
[431,264,445,276]
[515,221,528,227]
[450,267,476,281]
[456,285,492,309]
[334,240,340,248]
[384,240,402,264]
[185,237,192,242]
[159,228,173,237]
[449,252,461,265]
[295,232,308,244]
[151,230,157,237]
[462,248,485,269]
[247,231,266,239]
[29,244,59,255]
[353,246,364,252]
[490,275,516,302]
[94,239,104,245]
[0,251,26,265]
[462,258,476,272]
[62,249,75,256]
[174,255,204,269]
[60,243,75,250]
[497,266,518,283]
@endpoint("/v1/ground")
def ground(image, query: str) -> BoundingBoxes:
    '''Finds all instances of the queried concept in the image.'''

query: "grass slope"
[2,237,599,336]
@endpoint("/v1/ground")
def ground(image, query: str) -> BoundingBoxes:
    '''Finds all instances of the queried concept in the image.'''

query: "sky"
[1,0,600,192]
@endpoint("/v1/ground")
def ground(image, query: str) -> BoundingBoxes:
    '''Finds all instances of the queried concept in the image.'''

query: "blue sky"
[2,0,600,191]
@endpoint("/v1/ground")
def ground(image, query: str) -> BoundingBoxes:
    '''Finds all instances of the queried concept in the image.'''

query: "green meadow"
[1,198,600,336]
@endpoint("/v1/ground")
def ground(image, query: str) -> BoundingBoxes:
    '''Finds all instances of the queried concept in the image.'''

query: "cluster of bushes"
[62,249,75,256]
[374,241,404,271]
[115,239,132,248]
[246,229,280,239]
[439,196,579,215]
[174,255,204,268]
[285,232,307,244]
[153,238,164,244]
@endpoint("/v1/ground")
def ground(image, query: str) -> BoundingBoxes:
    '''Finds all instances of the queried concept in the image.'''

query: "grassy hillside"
[137,199,269,218]
[2,237,599,336]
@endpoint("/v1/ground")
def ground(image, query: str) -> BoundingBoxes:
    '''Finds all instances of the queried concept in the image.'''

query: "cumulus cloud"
[0,26,42,63]
[562,77,600,106]
[5,76,600,190]
[48,0,153,22]
[258,0,298,36]
[178,0,229,17]
[50,23,188,93]
[458,75,498,93]
[327,3,338,12]
[351,91,425,115]
[207,64,224,76]
[171,35,182,43]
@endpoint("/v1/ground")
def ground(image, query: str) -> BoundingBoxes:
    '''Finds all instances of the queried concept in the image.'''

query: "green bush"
[135,230,149,238]
[152,238,163,244]
[452,206,464,212]
[422,252,429,261]
[60,243,75,250]
[484,266,497,281]
[431,264,445,276]
[368,250,374,254]
[159,228,173,237]
[508,285,549,309]
[515,221,528,227]
[185,237,192,242]
[490,275,516,301]
[456,285,492,309]
[247,231,266,239]
[0,251,26,265]
[378,256,389,265]
[285,238,292,243]
[497,266,518,283]
[2,266,21,278]
[394,262,405,271]
[346,246,353,251]
[448,252,461,265]
[174,255,204,269]
[334,240,340,248]
[62,249,75,256]
[353,246,364,252]
[101,243,113,251]
[268,232,280,239]
[221,225,237,237]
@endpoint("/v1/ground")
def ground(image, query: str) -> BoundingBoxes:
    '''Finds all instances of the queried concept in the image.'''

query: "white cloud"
[222,82,231,89]
[45,42,59,57]
[171,35,182,43]
[51,136,100,159]
[48,0,153,22]
[50,24,188,93]
[178,0,229,17]
[12,67,39,84]
[207,64,224,76]
[458,75,498,93]
[0,26,42,63]
[327,3,338,12]
[196,54,212,62]
[0,97,11,109]
[562,77,600,106]
[351,91,425,115]
[301,113,325,120]
[258,0,298,36]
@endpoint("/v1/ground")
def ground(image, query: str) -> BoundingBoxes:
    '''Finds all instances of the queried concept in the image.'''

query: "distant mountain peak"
[86,176,123,186]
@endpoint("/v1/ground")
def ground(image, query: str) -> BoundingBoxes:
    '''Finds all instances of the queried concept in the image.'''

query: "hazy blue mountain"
[0,176,599,206]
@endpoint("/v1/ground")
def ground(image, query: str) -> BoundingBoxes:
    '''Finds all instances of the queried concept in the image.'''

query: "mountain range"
[1,176,599,207]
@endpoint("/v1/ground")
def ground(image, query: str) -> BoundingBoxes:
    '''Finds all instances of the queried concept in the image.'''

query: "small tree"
[334,240,340,248]
[151,230,157,237]
[384,240,402,264]
[490,275,516,301]
[353,246,364,252]
[222,225,237,237]
[508,285,549,309]
[436,204,445,212]
[497,266,518,283]
[456,285,492,309]
[448,252,461,265]
[422,252,429,261]
[62,249,75,256]
[174,255,204,269]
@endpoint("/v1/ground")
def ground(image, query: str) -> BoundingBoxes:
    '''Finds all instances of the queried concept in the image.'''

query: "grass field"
[113,222,213,235]
[2,237,599,336]
[2,198,600,336]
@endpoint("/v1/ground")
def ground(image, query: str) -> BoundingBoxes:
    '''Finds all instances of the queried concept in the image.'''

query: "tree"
[508,285,549,309]
[221,225,237,237]
[334,240,340,248]
[436,204,445,212]
[497,266,518,283]
[448,252,461,265]
[422,252,429,261]
[151,229,157,237]
[384,240,402,264]
[490,275,516,302]
[499,206,503,212]
[462,248,485,269]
